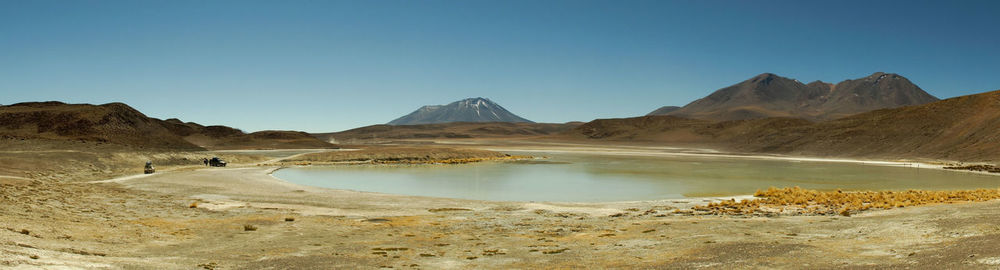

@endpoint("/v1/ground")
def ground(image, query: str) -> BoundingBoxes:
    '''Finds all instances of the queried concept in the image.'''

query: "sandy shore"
[5,143,1000,268]
[479,142,1000,181]
[481,142,940,168]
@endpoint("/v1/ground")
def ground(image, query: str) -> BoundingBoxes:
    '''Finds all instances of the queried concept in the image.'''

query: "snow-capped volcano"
[388,97,533,125]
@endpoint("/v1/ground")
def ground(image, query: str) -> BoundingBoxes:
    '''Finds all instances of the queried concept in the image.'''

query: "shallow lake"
[272,152,1000,202]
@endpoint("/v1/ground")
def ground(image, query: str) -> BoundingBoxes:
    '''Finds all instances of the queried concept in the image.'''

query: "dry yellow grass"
[692,186,1000,216]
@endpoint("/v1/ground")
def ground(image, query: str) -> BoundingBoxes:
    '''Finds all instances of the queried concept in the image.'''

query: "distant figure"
[144,161,155,174]
[203,158,209,166]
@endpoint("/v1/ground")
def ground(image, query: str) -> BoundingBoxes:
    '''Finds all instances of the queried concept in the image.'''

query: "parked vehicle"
[209,157,227,167]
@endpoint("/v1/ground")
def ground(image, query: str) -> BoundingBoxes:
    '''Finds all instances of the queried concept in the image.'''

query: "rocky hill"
[653,72,939,121]
[0,102,337,150]
[0,102,204,150]
[388,98,533,125]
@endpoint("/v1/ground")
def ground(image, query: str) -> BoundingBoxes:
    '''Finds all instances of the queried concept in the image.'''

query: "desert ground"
[4,140,1000,269]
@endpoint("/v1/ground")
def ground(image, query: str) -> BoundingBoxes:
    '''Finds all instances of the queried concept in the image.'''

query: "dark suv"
[209,157,227,167]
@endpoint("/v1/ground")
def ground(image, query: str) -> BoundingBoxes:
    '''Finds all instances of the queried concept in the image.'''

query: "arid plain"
[5,136,1000,269]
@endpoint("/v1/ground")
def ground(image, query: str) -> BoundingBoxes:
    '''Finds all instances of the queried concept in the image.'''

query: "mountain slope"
[645,106,681,116]
[816,72,940,119]
[0,102,205,150]
[0,101,337,150]
[193,130,337,150]
[656,72,939,121]
[562,89,1000,161]
[666,73,828,121]
[766,89,1000,160]
[388,98,533,125]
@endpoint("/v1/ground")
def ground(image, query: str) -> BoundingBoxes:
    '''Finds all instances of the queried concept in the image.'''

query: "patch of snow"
[874,74,887,84]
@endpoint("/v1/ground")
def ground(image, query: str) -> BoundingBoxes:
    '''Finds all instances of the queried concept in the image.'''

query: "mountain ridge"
[563,88,1000,161]
[654,72,939,121]
[0,101,337,150]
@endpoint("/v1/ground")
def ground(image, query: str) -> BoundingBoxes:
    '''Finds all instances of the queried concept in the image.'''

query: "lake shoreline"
[265,143,1000,204]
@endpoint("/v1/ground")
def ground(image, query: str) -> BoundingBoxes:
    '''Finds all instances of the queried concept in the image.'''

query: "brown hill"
[658,72,939,121]
[0,102,337,150]
[563,115,813,148]
[757,89,1000,161]
[189,130,337,150]
[159,118,335,150]
[0,102,204,150]
[563,89,1000,161]
[571,115,711,142]
[317,122,582,143]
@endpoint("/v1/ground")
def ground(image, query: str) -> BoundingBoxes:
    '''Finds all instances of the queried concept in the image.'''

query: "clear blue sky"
[2,0,999,132]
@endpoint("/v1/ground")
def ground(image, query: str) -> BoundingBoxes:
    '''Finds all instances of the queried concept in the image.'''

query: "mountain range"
[388,97,533,125]
[650,72,939,121]
[566,88,1000,161]
[7,72,997,161]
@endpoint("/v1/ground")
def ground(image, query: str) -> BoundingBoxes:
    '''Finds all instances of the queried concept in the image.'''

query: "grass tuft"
[693,186,1000,216]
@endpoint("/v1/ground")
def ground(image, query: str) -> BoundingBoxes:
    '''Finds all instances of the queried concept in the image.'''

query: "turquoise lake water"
[272,152,1000,202]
